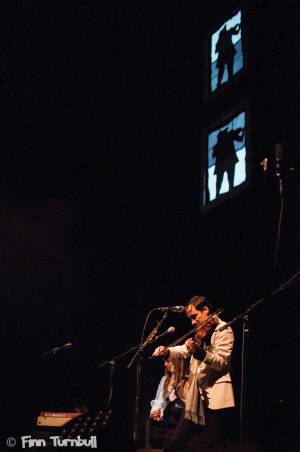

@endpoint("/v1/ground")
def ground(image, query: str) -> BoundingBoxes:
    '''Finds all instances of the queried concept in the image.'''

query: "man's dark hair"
[185,295,213,313]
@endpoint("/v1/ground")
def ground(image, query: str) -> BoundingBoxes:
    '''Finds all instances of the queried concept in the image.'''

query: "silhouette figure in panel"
[215,23,240,88]
[212,127,244,197]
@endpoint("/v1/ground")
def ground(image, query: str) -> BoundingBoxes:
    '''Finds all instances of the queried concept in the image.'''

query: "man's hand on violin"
[185,338,200,353]
[185,338,197,353]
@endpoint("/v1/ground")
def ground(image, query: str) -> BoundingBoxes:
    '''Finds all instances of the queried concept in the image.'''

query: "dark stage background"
[1,1,299,450]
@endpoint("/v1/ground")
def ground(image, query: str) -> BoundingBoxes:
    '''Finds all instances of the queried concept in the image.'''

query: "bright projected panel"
[202,110,248,210]
[210,10,244,92]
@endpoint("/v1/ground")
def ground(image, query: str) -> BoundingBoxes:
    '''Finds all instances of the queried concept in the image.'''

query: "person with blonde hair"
[150,356,188,425]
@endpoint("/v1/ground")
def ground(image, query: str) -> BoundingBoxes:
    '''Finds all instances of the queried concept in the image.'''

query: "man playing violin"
[152,295,235,451]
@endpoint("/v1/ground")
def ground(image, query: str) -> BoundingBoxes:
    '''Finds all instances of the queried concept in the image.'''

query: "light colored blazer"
[169,320,235,410]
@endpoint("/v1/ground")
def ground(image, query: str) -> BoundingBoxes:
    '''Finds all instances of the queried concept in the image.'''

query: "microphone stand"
[218,270,300,444]
[239,314,249,444]
[98,345,138,409]
[273,142,284,271]
[127,311,167,445]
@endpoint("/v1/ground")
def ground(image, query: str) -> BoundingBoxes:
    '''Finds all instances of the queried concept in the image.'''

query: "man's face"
[185,305,209,326]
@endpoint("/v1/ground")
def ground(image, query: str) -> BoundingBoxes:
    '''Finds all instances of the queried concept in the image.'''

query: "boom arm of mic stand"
[97,345,138,368]
[219,270,300,332]
[127,312,167,369]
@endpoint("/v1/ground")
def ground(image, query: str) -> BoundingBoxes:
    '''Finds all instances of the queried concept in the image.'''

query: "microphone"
[154,326,175,341]
[59,342,72,350]
[155,306,185,313]
[148,327,175,358]
[42,342,72,356]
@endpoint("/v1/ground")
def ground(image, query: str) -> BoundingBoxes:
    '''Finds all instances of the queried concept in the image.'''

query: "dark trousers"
[164,408,227,452]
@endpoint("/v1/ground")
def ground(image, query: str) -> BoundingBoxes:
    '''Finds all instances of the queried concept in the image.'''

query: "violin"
[184,310,223,354]
[192,315,219,346]
[150,309,224,359]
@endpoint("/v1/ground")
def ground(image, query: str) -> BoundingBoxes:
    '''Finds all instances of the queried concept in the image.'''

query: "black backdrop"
[1,1,299,450]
